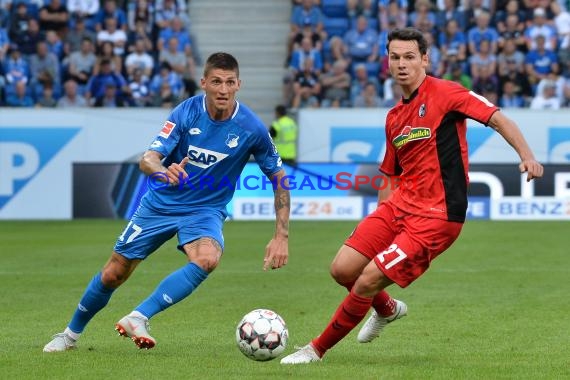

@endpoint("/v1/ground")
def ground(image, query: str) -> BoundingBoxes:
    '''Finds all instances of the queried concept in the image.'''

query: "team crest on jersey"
[392,126,431,149]
[226,134,239,148]
[187,145,228,168]
[159,121,176,138]
[418,104,426,118]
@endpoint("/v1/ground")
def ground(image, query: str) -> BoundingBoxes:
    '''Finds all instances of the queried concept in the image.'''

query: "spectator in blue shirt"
[436,0,466,32]
[289,0,324,55]
[499,80,525,108]
[94,0,127,32]
[289,36,323,74]
[150,61,184,99]
[525,35,559,89]
[467,10,499,55]
[6,81,34,107]
[85,58,128,103]
[155,0,189,31]
[45,30,64,60]
[524,8,558,52]
[3,45,30,87]
[157,16,192,57]
[439,19,467,62]
[344,15,379,63]
[127,67,151,107]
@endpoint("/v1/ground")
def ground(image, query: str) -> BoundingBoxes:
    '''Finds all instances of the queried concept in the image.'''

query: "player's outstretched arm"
[263,169,290,271]
[487,111,544,182]
[139,150,189,185]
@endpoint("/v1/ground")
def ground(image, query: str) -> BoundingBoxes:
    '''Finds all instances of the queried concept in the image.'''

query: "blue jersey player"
[44,52,291,352]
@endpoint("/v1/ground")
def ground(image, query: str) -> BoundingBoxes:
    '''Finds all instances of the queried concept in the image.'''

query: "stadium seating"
[323,17,350,38]
[321,0,348,18]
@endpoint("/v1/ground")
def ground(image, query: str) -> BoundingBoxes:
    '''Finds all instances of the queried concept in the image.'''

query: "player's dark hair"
[387,28,428,55]
[204,52,240,77]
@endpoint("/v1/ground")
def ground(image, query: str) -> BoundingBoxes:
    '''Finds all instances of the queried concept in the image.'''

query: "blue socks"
[66,263,208,335]
[68,272,115,334]
[135,262,208,319]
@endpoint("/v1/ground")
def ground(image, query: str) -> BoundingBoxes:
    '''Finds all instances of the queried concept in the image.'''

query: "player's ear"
[422,53,429,68]
[200,77,207,90]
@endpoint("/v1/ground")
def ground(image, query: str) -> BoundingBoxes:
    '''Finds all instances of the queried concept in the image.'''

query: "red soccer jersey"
[380,76,499,222]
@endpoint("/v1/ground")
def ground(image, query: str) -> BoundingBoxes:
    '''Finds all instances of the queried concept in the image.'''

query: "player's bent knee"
[354,264,391,297]
[101,266,129,288]
[101,253,138,288]
[183,238,222,272]
[191,256,219,273]
[329,262,358,286]
[330,245,369,285]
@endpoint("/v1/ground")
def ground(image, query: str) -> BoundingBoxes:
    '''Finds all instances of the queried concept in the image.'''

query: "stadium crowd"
[0,0,198,108]
[285,0,570,110]
[2,0,570,109]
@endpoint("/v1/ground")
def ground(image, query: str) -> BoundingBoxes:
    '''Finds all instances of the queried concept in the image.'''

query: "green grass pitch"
[1,220,569,379]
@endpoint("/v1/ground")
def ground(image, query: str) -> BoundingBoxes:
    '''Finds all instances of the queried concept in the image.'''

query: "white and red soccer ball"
[235,309,288,361]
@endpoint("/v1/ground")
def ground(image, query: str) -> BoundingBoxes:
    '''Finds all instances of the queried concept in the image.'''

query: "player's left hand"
[519,159,544,182]
[263,236,288,271]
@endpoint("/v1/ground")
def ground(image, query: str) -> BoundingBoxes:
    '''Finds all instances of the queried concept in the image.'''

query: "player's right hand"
[519,159,543,182]
[165,156,189,185]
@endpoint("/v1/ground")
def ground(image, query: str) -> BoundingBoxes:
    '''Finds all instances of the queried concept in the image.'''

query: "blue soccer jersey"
[142,94,283,216]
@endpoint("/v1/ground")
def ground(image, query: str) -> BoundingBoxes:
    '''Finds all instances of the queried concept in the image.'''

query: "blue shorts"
[114,204,225,260]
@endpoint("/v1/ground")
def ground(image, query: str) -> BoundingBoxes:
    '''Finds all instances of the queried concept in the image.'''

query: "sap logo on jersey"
[0,128,80,210]
[187,145,228,168]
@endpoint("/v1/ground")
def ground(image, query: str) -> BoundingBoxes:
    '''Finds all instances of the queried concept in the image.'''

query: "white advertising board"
[0,109,169,219]
[2,109,570,220]
[491,197,570,220]
[233,196,362,220]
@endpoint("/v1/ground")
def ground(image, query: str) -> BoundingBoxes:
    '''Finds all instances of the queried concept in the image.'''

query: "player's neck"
[206,100,237,121]
[401,73,427,99]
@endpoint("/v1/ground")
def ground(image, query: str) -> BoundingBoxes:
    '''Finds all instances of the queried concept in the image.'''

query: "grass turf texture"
[0,220,569,379]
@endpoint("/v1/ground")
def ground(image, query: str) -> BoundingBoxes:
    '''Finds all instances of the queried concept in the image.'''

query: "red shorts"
[345,201,463,288]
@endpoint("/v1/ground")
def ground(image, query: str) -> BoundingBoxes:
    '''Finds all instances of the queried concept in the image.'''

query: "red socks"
[341,282,396,318]
[372,290,396,317]
[311,290,372,356]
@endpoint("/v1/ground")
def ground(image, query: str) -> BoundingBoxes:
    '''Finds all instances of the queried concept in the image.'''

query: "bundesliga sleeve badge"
[159,121,176,139]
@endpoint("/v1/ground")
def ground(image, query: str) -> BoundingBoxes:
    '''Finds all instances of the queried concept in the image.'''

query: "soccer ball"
[235,309,288,361]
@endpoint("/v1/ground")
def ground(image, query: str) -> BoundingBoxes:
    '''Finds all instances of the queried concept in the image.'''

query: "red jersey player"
[280,27,544,364]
